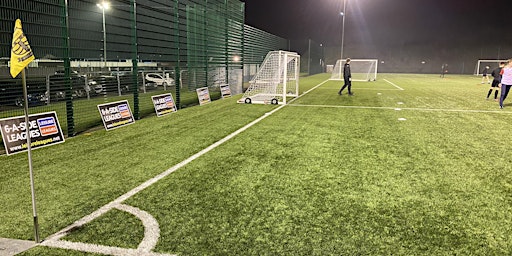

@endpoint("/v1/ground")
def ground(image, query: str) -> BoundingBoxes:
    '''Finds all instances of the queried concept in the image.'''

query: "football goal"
[474,59,508,75]
[330,59,378,81]
[239,50,300,105]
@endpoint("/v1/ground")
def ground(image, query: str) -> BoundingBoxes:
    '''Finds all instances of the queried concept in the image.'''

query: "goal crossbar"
[330,59,378,81]
[474,59,508,75]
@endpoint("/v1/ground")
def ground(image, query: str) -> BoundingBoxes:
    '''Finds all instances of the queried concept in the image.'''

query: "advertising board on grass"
[97,100,135,131]
[196,87,211,106]
[0,111,65,155]
[152,93,177,117]
[220,84,231,98]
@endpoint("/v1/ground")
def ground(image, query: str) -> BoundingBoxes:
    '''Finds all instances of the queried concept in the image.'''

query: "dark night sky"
[241,0,512,71]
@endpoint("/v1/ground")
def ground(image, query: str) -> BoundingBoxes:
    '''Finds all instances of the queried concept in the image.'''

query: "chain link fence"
[0,0,287,146]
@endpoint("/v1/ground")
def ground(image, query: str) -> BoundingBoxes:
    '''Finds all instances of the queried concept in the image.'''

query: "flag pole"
[21,68,40,243]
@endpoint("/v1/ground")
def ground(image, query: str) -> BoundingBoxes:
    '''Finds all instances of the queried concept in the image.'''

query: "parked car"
[145,73,175,87]
[14,91,49,107]
[50,71,101,99]
[0,78,49,107]
[110,71,139,93]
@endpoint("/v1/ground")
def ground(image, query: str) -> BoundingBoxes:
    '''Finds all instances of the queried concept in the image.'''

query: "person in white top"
[499,59,512,109]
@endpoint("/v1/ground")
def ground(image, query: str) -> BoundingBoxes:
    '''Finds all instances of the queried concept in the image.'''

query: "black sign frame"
[0,111,65,155]
[97,100,135,131]
[151,93,177,117]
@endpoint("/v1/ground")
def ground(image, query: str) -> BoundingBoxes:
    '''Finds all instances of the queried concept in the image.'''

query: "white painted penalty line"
[287,104,512,114]
[41,79,330,254]
[383,79,404,90]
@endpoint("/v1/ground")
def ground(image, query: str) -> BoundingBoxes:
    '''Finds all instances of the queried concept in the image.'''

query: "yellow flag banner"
[10,19,35,78]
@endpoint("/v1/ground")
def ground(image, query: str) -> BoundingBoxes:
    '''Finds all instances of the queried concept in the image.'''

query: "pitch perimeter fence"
[0,0,288,145]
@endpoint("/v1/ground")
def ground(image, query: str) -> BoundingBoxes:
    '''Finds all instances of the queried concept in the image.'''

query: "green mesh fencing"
[242,25,288,90]
[0,0,286,148]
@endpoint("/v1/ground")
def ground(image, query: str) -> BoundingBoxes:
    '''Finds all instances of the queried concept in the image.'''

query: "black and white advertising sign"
[196,87,211,106]
[151,93,177,117]
[0,111,65,155]
[220,84,231,98]
[97,100,135,131]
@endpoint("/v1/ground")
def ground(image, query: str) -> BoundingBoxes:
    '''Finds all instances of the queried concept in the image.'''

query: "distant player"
[499,59,512,109]
[338,58,353,96]
[487,62,505,101]
[440,64,448,78]
[481,66,490,84]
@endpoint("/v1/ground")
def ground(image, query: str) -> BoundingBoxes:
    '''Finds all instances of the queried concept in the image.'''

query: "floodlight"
[97,2,110,9]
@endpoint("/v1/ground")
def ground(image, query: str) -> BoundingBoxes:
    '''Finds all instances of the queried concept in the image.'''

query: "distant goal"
[330,59,378,81]
[474,59,508,75]
[239,50,300,105]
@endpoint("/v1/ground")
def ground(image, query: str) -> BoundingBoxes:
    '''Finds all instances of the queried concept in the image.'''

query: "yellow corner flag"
[10,19,35,78]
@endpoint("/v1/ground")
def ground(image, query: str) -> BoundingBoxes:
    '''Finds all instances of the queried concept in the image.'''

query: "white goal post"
[474,59,508,75]
[330,59,378,81]
[239,50,300,105]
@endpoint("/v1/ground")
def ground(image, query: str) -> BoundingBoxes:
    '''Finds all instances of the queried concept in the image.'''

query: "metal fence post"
[131,0,139,120]
[175,66,181,109]
[175,0,181,109]
[62,0,74,136]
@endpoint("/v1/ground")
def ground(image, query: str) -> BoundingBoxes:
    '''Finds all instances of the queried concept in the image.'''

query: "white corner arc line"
[115,204,160,253]
[42,79,330,251]
[383,79,404,90]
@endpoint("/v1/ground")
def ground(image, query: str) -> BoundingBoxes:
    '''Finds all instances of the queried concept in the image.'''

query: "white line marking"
[43,240,175,256]
[41,79,331,254]
[355,88,399,91]
[287,104,512,114]
[295,79,331,98]
[115,204,160,253]
[384,79,404,90]
[319,87,399,91]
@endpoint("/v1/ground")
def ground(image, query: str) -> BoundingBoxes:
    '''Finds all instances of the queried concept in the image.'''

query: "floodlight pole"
[97,2,109,68]
[101,8,107,68]
[340,0,346,61]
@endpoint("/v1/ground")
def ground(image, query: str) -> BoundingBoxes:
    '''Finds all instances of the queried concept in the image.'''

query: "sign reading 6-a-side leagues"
[0,111,65,155]
[151,93,177,117]
[97,100,135,131]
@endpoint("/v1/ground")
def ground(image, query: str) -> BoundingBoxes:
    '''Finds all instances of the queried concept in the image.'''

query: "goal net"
[474,59,508,75]
[330,59,378,81]
[239,50,300,105]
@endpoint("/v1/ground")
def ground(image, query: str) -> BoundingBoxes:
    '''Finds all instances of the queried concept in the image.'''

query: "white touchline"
[43,240,175,256]
[287,104,512,114]
[42,79,331,253]
[383,79,405,90]
[355,88,399,91]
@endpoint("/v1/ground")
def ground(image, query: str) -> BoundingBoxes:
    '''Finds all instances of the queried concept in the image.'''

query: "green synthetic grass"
[3,73,512,255]
[63,209,144,249]
[1,96,276,240]
[19,247,103,256]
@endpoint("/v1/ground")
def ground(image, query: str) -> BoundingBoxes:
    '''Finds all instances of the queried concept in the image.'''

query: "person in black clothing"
[338,58,353,96]
[487,62,505,101]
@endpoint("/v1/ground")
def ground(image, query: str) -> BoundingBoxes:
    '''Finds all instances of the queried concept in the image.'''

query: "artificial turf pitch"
[1,73,511,255]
